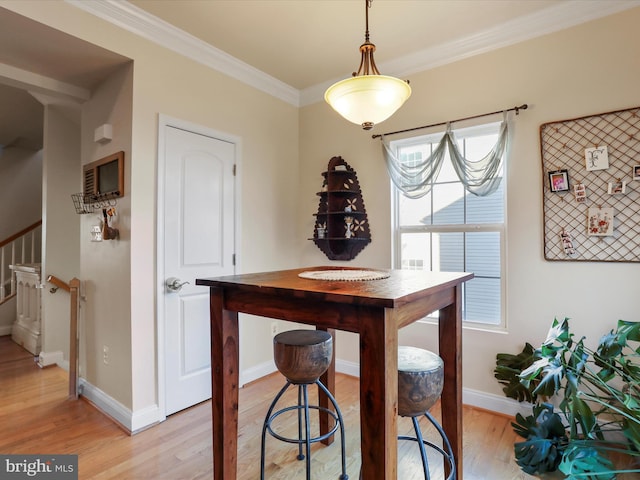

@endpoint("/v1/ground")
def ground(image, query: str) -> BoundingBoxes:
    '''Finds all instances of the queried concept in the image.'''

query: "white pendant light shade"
[324,0,412,130]
[325,74,411,130]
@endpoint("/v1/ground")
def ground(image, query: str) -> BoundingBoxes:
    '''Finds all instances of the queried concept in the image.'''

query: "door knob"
[166,277,190,292]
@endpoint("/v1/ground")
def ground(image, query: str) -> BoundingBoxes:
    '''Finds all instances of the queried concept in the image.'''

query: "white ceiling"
[1,0,639,150]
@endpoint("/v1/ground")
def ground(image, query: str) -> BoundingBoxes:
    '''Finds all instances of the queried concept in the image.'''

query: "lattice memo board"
[540,106,640,262]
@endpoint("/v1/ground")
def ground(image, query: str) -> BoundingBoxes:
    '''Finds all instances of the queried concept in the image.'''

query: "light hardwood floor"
[1,335,535,479]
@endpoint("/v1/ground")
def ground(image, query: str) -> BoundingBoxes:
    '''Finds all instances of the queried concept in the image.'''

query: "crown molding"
[392,0,640,80]
[300,0,640,106]
[65,0,300,107]
[67,0,640,109]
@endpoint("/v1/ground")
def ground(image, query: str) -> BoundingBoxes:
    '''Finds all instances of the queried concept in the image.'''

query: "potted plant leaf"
[494,317,640,478]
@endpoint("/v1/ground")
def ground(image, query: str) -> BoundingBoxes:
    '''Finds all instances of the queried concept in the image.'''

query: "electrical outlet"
[270,322,278,337]
[103,345,109,365]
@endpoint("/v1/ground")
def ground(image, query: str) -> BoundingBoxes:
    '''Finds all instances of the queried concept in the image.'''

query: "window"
[391,122,505,327]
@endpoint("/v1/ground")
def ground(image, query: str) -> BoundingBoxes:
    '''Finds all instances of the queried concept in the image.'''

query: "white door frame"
[156,114,242,421]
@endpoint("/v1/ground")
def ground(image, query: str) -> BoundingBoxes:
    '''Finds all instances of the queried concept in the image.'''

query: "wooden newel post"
[69,278,81,399]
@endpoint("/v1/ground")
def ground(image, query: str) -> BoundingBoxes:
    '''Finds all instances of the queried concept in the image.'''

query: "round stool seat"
[274,330,332,384]
[398,346,444,417]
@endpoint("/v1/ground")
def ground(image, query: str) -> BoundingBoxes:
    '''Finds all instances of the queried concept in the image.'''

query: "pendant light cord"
[365,0,371,43]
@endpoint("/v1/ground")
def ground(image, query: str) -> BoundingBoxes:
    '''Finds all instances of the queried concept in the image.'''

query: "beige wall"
[80,63,133,406]
[300,8,640,403]
[0,148,42,240]
[41,105,80,357]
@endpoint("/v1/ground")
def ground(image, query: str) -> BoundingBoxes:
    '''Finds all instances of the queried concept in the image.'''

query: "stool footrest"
[398,435,451,458]
[266,404,340,445]
[260,379,349,480]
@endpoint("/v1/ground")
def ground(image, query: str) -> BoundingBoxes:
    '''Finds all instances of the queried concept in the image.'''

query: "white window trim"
[389,123,508,331]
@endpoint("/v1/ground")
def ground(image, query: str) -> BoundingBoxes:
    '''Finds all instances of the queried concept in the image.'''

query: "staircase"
[0,221,42,334]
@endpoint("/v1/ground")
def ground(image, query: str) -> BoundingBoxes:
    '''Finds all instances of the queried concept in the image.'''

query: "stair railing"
[0,221,42,303]
[47,274,81,400]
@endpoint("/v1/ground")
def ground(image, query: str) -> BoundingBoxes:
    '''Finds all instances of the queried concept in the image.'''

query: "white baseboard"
[131,404,161,433]
[336,358,359,378]
[0,325,12,336]
[463,387,532,417]
[38,350,64,368]
[77,378,161,434]
[78,379,132,433]
[240,359,277,387]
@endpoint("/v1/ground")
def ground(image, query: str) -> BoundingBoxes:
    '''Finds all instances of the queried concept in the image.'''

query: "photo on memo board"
[633,165,640,180]
[584,145,609,171]
[549,169,570,192]
[587,207,614,236]
[608,180,627,195]
[573,183,586,203]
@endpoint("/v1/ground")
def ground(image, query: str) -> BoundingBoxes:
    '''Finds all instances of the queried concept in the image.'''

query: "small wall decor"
[573,183,586,203]
[83,151,125,198]
[90,225,103,242]
[344,216,354,238]
[540,106,640,262]
[101,207,119,240]
[587,207,614,237]
[560,229,576,256]
[73,151,124,218]
[584,145,609,171]
[607,180,627,195]
[549,169,570,192]
[311,156,371,260]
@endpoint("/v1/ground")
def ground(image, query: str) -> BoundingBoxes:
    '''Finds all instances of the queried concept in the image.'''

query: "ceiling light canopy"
[325,0,411,131]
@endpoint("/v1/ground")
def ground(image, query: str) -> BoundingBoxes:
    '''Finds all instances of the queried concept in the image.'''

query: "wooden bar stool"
[260,329,349,480]
[397,346,455,480]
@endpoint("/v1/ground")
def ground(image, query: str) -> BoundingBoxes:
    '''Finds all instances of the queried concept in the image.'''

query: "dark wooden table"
[196,266,473,480]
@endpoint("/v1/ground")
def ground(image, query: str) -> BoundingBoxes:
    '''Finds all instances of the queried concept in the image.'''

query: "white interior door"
[162,125,235,416]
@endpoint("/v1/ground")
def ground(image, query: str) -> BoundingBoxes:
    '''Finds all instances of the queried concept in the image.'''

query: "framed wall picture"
[83,151,125,198]
[549,169,570,192]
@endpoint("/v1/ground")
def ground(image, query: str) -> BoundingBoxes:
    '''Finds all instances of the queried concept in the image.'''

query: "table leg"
[210,287,240,480]
[318,327,336,446]
[359,309,398,480]
[438,285,463,479]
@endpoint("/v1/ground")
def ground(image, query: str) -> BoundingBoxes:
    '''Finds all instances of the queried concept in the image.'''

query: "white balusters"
[0,222,41,303]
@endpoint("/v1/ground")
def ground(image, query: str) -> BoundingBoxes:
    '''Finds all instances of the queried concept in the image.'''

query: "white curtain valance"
[381,115,510,198]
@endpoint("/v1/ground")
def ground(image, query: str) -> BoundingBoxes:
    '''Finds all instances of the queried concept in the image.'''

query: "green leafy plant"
[495,318,640,478]
[496,342,541,403]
